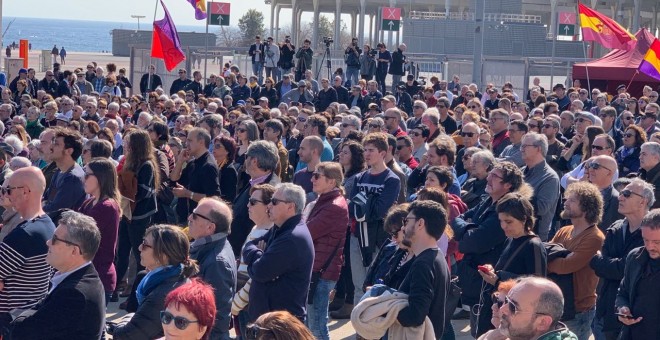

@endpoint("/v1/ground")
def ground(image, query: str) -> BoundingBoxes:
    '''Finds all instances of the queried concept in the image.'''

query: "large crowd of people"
[0,35,658,340]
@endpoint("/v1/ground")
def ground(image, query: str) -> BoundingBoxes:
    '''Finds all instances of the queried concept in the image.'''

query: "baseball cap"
[298,80,307,87]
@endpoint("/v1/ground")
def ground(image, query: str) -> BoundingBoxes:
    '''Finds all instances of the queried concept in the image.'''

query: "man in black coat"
[170,68,192,95]
[8,211,105,340]
[639,141,660,209]
[590,179,650,340]
[332,76,350,105]
[228,141,281,258]
[139,65,163,96]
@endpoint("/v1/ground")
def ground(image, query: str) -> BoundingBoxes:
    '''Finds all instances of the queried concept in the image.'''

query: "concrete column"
[445,0,451,16]
[270,1,276,38]
[335,0,342,47]
[275,5,281,42]
[359,0,367,44]
[549,0,557,41]
[296,8,303,46]
[312,0,320,49]
[351,12,357,38]
[653,2,659,37]
[632,0,641,32]
[472,0,485,89]
[369,14,374,46]
[291,0,298,46]
[615,0,625,25]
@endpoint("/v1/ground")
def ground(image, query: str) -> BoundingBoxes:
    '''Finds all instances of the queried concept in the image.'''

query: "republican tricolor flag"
[578,3,636,50]
[639,38,660,81]
[187,0,208,20]
[151,0,186,71]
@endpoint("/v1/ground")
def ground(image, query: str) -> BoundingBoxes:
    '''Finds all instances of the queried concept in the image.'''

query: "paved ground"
[106,298,475,339]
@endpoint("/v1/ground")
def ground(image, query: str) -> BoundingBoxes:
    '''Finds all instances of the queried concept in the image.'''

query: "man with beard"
[499,277,577,340]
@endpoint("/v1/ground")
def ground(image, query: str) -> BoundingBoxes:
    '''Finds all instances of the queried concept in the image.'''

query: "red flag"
[151,0,185,71]
[578,3,636,50]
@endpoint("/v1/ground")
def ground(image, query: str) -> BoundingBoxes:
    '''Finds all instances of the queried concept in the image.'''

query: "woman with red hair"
[161,278,217,340]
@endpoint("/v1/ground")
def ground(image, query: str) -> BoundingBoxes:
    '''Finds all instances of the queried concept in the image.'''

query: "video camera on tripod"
[322,37,334,46]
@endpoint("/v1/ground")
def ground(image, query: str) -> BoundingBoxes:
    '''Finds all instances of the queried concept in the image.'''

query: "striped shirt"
[0,215,55,313]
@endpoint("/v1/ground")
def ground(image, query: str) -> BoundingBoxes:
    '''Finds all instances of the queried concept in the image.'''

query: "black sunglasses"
[492,293,505,309]
[591,145,610,151]
[621,189,645,199]
[192,211,213,223]
[271,198,291,205]
[249,198,269,206]
[0,186,28,196]
[542,124,554,129]
[588,162,612,172]
[623,116,634,121]
[410,131,422,137]
[52,234,81,249]
[624,132,635,138]
[160,310,198,330]
[255,118,265,123]
[312,172,324,180]
[460,132,475,137]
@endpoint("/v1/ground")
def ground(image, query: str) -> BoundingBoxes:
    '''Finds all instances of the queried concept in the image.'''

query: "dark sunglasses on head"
[591,145,609,151]
[160,311,198,330]
[621,189,645,199]
[460,132,476,137]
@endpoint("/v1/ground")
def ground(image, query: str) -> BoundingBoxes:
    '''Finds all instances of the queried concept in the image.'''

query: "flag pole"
[577,1,591,94]
[626,70,639,90]
[204,3,209,85]
[147,0,159,96]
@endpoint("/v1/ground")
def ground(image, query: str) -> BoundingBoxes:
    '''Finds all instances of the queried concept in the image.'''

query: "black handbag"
[308,242,341,305]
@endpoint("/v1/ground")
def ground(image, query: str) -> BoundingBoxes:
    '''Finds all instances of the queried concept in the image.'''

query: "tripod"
[316,43,332,81]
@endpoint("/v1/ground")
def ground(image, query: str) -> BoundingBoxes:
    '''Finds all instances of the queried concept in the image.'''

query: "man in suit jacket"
[8,211,105,340]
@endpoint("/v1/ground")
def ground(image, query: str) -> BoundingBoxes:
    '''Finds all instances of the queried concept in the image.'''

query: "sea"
[1,17,207,53]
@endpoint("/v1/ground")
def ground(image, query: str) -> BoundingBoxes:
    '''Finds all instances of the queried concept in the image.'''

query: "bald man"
[0,167,55,328]
[456,122,483,177]
[188,197,236,340]
[499,277,576,339]
[587,155,623,231]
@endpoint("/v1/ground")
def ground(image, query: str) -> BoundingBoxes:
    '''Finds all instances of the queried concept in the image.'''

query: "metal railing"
[409,11,542,24]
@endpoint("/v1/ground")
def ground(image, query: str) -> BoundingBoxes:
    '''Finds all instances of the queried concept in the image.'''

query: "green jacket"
[536,323,578,340]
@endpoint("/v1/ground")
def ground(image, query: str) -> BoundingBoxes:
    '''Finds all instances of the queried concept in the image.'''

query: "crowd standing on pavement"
[0,35,658,340]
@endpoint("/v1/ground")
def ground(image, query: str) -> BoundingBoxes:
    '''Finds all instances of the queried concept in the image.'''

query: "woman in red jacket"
[303,161,349,340]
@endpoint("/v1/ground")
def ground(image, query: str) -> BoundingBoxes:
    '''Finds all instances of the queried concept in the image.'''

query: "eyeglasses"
[271,197,292,205]
[245,324,273,340]
[52,234,81,249]
[542,124,554,129]
[383,116,396,120]
[192,210,213,223]
[621,189,645,199]
[0,186,28,195]
[248,198,269,206]
[369,124,381,129]
[297,117,307,123]
[410,131,422,137]
[467,105,478,109]
[141,239,153,249]
[588,162,612,172]
[591,145,610,151]
[520,144,538,150]
[312,172,325,180]
[255,118,265,123]
[487,172,504,180]
[492,293,505,309]
[623,116,634,121]
[236,128,247,133]
[624,132,635,138]
[160,311,198,330]
[460,132,475,137]
[390,229,400,238]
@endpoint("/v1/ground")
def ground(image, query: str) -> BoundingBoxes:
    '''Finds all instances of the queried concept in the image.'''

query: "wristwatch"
[189,191,194,200]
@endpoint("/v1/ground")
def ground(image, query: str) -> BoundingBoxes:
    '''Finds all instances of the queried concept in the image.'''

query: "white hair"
[4,135,23,155]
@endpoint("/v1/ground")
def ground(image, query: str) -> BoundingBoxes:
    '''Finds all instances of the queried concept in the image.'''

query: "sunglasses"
[591,145,610,151]
[396,145,406,150]
[410,131,422,137]
[297,117,307,123]
[542,124,554,129]
[588,162,612,172]
[160,311,198,330]
[312,172,324,180]
[192,211,213,223]
[255,118,265,123]
[460,132,476,137]
[645,114,658,119]
[467,105,478,109]
[271,198,291,205]
[621,189,645,199]
[624,132,635,138]
[51,234,81,249]
[236,128,247,133]
[492,293,505,309]
[389,229,400,238]
[248,198,269,206]
[0,186,27,195]
[369,124,381,129]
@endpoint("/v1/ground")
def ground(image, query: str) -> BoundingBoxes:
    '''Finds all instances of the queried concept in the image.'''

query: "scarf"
[136,264,182,305]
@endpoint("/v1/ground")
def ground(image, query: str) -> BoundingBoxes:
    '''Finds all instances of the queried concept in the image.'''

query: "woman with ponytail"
[110,225,199,340]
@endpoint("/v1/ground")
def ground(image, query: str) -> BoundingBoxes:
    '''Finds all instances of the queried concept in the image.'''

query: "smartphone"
[477,265,490,273]
[615,312,634,319]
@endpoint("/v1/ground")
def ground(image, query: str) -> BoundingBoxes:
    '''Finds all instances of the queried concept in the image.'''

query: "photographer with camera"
[264,37,281,83]
[375,43,392,95]
[344,37,362,87]
[360,44,377,81]
[295,39,314,82]
[278,36,296,79]
[248,35,265,84]
[389,43,407,94]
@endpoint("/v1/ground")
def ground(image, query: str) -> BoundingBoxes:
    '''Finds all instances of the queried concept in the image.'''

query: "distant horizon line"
[3,16,207,28]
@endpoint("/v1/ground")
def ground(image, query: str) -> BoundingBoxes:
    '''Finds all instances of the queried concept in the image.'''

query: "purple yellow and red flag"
[187,0,208,20]
[151,0,186,71]
[639,38,660,81]
[578,3,636,50]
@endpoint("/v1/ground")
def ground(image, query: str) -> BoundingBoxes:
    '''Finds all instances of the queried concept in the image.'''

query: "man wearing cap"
[395,85,413,115]
[275,74,297,101]
[484,88,500,112]
[640,103,660,136]
[381,95,397,111]
[9,69,35,96]
[257,97,270,110]
[249,36,265,84]
[552,83,571,111]
[384,108,407,137]
[139,65,163,97]
[75,71,94,95]
[348,85,365,111]
[316,78,337,112]
[281,80,314,105]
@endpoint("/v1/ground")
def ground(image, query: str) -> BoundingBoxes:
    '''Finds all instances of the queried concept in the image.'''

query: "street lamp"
[131,15,146,31]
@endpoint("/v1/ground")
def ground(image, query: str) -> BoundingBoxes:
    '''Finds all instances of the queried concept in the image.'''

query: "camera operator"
[264,37,280,83]
[278,36,296,79]
[248,35,265,84]
[375,43,392,95]
[389,43,407,93]
[344,37,362,87]
[295,39,313,82]
[360,44,377,81]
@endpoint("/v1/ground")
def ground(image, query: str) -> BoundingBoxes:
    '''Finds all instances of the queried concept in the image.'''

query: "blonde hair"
[316,162,345,195]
